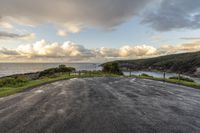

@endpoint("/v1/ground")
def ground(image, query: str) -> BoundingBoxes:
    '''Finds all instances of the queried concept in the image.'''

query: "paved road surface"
[1,77,200,133]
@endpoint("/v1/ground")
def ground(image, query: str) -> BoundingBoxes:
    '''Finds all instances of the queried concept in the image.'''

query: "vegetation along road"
[1,77,200,133]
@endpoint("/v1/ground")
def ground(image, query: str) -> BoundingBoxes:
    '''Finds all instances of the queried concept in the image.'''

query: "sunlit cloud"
[0,21,13,29]
[158,41,200,54]
[57,24,81,37]
[16,40,95,59]
[0,40,199,62]
[57,30,67,37]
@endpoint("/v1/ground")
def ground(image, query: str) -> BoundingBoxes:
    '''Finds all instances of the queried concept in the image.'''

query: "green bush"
[58,65,76,73]
[102,62,123,75]
[141,73,153,78]
[169,76,195,82]
[39,65,76,77]
[0,75,29,87]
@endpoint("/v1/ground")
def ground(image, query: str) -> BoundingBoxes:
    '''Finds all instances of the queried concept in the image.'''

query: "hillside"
[109,51,200,77]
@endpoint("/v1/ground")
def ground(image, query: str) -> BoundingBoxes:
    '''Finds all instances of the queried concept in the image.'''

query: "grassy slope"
[114,51,200,75]
[1,71,200,98]
[129,75,200,89]
[0,73,119,97]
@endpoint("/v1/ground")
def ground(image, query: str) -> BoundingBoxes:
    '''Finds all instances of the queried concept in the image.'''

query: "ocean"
[0,63,102,77]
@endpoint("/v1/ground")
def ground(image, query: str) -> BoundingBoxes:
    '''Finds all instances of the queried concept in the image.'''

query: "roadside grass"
[0,72,120,98]
[1,69,200,98]
[129,75,200,89]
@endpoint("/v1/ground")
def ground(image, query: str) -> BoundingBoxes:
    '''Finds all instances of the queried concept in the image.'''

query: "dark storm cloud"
[142,0,200,31]
[0,0,153,29]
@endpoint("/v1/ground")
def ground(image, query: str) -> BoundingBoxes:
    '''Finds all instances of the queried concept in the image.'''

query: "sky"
[0,0,200,62]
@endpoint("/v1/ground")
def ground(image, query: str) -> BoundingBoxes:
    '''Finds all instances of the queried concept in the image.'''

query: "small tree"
[58,65,75,73]
[58,64,66,69]
[102,62,123,75]
[39,65,76,77]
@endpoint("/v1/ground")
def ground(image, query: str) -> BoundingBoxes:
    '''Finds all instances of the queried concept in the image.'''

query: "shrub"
[58,64,66,69]
[0,75,29,87]
[58,65,75,73]
[169,76,195,82]
[141,73,153,78]
[102,62,123,75]
[39,65,76,77]
[39,68,57,77]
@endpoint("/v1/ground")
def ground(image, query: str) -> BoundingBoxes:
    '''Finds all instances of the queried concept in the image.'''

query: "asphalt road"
[1,77,200,133]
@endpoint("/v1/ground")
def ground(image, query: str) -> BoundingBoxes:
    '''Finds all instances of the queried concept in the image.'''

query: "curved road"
[1,77,200,133]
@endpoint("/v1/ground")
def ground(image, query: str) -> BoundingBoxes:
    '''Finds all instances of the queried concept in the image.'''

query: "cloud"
[19,33,36,41]
[57,24,82,37]
[0,21,13,29]
[180,37,200,40]
[1,40,159,61]
[142,0,200,31]
[0,31,24,39]
[0,0,154,31]
[0,31,35,41]
[0,47,18,55]
[118,45,157,57]
[0,39,199,62]
[158,41,200,54]
[16,40,95,59]
[57,30,67,37]
[1,0,200,33]
[176,41,200,51]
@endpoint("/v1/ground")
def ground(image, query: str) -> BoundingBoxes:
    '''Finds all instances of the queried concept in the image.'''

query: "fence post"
[78,71,80,77]
[163,71,166,82]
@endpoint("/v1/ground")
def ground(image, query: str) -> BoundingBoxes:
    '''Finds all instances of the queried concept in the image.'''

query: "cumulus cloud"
[16,40,95,59]
[0,39,199,62]
[0,0,154,32]
[0,40,160,61]
[142,0,200,31]
[158,41,200,54]
[119,45,157,57]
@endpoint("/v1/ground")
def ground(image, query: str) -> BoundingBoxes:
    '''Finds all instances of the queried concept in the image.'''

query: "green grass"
[169,76,195,82]
[129,75,200,89]
[0,72,120,98]
[1,70,200,98]
[140,73,153,78]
